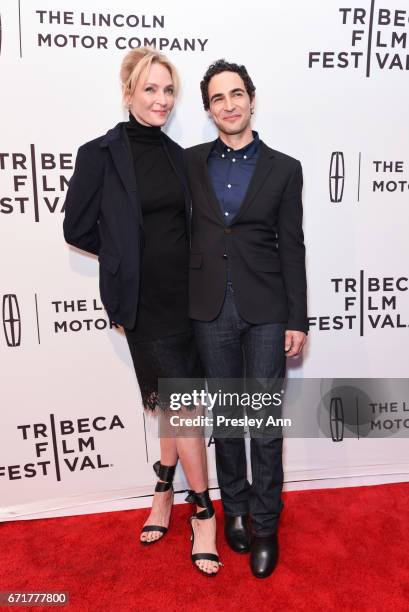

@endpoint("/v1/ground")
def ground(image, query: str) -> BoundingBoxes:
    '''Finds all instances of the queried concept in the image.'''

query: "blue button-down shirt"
[207,131,260,224]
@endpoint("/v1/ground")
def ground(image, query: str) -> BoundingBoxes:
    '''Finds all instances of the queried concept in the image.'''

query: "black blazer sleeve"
[63,143,103,256]
[278,160,308,333]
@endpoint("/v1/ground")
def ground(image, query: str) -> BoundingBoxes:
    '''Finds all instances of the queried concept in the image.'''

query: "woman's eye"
[145,87,154,92]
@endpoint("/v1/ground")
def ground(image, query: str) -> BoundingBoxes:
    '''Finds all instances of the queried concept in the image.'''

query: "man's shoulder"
[185,141,215,158]
[261,141,301,168]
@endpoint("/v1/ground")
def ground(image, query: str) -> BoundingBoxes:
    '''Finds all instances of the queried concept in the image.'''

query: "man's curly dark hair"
[200,59,256,111]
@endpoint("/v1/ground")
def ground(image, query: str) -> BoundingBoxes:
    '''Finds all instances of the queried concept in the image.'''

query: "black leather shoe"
[250,533,279,578]
[224,515,251,553]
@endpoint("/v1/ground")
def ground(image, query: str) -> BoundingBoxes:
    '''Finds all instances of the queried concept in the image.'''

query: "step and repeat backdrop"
[1,0,408,521]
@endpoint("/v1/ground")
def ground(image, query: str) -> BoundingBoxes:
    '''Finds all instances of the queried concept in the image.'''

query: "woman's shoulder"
[161,131,183,152]
[77,123,125,155]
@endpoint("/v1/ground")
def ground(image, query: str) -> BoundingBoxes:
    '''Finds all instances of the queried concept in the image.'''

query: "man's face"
[207,71,254,136]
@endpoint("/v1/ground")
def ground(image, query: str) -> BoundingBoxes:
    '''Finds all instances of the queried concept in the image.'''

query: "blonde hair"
[120,47,180,104]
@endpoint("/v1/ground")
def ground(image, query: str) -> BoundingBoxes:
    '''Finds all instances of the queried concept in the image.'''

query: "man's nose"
[224,97,235,111]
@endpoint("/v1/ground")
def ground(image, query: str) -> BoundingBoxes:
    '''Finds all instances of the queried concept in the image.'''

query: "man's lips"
[223,115,241,122]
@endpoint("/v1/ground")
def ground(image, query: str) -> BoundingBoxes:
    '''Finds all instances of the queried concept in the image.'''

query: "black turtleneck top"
[125,113,190,341]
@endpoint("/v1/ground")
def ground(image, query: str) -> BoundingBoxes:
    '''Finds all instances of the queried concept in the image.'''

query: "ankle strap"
[153,460,176,482]
[185,489,215,519]
[153,461,176,492]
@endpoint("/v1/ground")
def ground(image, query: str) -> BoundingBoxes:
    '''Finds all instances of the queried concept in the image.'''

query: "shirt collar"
[211,131,260,160]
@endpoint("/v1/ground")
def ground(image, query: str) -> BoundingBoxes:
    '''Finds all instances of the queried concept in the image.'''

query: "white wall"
[1,0,408,521]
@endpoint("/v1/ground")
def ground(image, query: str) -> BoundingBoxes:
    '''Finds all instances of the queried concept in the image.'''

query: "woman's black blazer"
[63,122,191,328]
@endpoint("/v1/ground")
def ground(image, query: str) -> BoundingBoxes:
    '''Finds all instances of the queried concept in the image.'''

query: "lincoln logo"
[329,152,345,203]
[330,396,344,442]
[2,294,21,347]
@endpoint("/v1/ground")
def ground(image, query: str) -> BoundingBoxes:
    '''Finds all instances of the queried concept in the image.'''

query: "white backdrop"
[1,0,408,521]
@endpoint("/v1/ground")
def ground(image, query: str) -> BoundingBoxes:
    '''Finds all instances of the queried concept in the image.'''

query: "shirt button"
[227,184,231,189]
[244,155,247,160]
[224,212,229,216]
[222,154,225,158]
[227,148,231,152]
[232,158,236,162]
[222,253,228,259]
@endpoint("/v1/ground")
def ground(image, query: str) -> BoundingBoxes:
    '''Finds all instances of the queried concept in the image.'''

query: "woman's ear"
[122,84,131,109]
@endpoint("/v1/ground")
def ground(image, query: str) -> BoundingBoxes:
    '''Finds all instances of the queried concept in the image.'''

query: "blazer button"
[224,228,232,234]
[222,253,228,259]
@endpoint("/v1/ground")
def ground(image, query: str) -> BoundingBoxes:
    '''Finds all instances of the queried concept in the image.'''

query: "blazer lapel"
[106,126,143,227]
[196,142,226,223]
[234,141,275,222]
[161,136,191,206]
[162,137,186,191]
[161,136,193,245]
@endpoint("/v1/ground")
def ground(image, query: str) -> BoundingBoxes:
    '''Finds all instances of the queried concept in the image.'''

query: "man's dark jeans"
[193,282,286,536]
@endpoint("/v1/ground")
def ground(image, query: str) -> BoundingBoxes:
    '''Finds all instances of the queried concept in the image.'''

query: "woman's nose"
[156,91,167,106]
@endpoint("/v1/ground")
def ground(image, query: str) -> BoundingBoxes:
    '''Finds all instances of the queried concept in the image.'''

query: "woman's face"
[128,62,175,127]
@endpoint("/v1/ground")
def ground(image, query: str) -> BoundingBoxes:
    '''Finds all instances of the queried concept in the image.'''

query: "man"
[184,60,308,578]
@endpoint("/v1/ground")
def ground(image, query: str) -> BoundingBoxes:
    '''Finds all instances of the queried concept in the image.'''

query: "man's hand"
[284,330,307,357]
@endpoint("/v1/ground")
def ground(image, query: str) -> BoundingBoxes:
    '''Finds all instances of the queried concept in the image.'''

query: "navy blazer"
[185,141,308,333]
[63,122,191,328]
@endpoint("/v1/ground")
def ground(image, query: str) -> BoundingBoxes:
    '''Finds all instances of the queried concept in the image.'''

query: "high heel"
[140,461,176,545]
[185,489,222,576]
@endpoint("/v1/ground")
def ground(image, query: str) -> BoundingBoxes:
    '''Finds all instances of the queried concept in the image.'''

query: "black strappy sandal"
[140,461,176,545]
[185,489,222,576]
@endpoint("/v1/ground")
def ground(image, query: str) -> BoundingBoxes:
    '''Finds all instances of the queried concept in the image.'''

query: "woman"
[63,48,221,576]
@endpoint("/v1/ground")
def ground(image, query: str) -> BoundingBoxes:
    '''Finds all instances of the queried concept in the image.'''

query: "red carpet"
[1,482,409,611]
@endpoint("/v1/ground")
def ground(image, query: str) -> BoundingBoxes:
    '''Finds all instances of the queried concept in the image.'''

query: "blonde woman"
[63,48,221,576]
